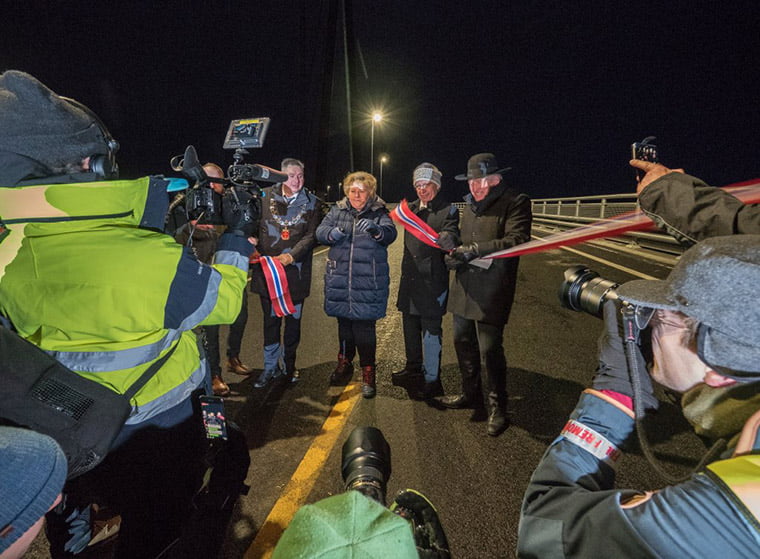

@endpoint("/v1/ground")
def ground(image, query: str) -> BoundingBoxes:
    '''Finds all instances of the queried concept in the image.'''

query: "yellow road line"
[244,381,362,558]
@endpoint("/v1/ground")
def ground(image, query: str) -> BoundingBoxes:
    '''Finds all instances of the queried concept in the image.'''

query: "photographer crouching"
[0,71,254,557]
[272,427,451,558]
[518,235,760,558]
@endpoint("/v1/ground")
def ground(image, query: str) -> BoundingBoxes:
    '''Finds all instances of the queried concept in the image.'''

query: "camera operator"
[518,235,760,558]
[174,162,254,395]
[631,159,760,245]
[0,71,254,557]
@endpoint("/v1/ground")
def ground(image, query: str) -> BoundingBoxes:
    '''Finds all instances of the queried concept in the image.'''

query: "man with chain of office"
[249,158,323,387]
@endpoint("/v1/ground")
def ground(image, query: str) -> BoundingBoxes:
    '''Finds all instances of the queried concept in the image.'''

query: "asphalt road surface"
[29,229,709,558]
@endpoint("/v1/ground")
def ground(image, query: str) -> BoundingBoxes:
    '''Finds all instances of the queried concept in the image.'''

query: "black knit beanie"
[0,70,107,169]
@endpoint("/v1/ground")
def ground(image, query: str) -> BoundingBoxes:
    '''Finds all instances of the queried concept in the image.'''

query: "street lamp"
[379,154,388,198]
[370,112,383,175]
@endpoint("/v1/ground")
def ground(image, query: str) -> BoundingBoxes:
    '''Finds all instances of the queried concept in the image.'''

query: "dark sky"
[3,1,759,202]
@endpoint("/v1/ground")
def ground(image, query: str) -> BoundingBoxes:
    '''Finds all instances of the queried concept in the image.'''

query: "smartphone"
[631,136,658,180]
[200,395,228,440]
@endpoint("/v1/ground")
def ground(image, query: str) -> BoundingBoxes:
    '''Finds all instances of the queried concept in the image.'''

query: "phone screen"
[200,395,228,440]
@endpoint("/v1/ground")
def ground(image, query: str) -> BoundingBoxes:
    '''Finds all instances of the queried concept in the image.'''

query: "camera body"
[170,118,286,233]
[631,136,658,181]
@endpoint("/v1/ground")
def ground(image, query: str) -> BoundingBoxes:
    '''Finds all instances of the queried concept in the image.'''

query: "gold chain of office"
[269,196,307,240]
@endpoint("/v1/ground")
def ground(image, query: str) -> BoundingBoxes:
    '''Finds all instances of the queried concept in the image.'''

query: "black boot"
[414,378,444,400]
[437,353,483,409]
[486,392,508,436]
[391,366,423,384]
[330,354,353,384]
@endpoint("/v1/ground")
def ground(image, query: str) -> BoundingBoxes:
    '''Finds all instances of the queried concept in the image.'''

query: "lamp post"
[379,154,388,198]
[370,112,383,175]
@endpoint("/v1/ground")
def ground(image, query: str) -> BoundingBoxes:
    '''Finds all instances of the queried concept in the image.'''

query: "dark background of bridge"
[2,2,758,199]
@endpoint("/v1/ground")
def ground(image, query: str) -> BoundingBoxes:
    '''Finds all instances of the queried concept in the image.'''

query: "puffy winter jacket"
[315,197,397,320]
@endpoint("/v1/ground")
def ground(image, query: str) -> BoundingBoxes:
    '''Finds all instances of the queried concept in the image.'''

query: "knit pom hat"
[0,70,108,170]
[0,427,67,553]
[413,163,442,187]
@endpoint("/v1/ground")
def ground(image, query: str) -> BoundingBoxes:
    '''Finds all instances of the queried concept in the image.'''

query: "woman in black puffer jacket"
[316,171,397,398]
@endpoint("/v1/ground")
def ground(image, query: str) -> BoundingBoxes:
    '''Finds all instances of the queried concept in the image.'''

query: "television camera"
[169,118,285,234]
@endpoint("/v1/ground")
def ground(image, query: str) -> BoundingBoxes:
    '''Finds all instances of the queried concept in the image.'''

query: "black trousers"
[204,293,248,377]
[337,317,377,367]
[452,314,508,407]
[260,297,304,373]
[46,403,207,558]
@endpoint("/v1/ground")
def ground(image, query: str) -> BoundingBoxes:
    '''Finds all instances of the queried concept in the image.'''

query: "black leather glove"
[221,188,257,237]
[593,300,658,410]
[444,254,466,271]
[452,242,479,262]
[356,218,381,238]
[437,231,458,251]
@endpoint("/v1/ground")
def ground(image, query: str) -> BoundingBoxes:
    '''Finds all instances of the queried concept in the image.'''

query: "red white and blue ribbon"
[390,199,442,249]
[259,256,297,317]
[482,181,760,260]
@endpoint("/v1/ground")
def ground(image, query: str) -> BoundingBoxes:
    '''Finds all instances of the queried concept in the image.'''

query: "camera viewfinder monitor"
[223,117,271,150]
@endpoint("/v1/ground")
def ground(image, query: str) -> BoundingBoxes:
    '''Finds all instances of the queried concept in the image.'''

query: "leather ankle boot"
[487,393,508,436]
[329,354,353,384]
[361,365,376,399]
[227,356,252,376]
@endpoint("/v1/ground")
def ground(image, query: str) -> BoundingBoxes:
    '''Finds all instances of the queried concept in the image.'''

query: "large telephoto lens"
[558,265,619,317]
[341,426,391,505]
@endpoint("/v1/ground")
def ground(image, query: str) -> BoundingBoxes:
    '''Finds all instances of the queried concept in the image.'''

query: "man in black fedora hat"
[436,153,532,436]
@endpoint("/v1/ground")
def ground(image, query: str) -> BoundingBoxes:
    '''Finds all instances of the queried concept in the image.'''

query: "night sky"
[3,1,759,202]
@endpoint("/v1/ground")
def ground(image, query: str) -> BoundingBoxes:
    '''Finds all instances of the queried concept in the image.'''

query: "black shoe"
[414,380,444,400]
[470,407,488,422]
[392,368,423,383]
[437,394,475,409]
[487,407,508,436]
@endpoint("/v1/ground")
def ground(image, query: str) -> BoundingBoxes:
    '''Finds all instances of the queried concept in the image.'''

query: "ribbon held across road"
[390,199,442,249]
[258,255,297,317]
[481,181,760,260]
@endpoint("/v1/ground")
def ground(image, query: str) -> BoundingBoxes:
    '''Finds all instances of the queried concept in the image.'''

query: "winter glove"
[437,231,458,251]
[328,227,347,242]
[451,242,479,262]
[444,254,466,271]
[593,300,658,410]
[355,218,382,238]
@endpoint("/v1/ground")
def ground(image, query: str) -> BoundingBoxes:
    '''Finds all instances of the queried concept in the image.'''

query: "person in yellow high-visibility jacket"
[0,70,253,557]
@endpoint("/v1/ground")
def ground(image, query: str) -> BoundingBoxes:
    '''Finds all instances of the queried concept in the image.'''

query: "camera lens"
[341,426,391,505]
[558,265,619,317]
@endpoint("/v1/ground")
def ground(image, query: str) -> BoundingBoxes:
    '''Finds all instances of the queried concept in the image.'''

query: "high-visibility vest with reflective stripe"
[0,177,248,423]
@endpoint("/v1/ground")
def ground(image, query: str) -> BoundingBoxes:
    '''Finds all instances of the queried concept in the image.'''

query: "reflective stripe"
[125,359,206,425]
[49,330,181,372]
[215,249,249,271]
[177,270,221,331]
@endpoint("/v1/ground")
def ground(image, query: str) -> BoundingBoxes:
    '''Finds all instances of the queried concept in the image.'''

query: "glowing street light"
[370,112,383,175]
[379,154,388,198]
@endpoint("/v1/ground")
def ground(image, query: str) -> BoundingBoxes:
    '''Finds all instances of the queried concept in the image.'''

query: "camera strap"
[623,307,726,483]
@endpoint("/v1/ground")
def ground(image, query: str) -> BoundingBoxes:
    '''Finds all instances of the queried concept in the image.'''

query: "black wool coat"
[396,196,460,317]
[448,185,532,325]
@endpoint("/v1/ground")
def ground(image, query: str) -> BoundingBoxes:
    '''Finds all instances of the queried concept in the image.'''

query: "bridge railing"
[453,193,684,258]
